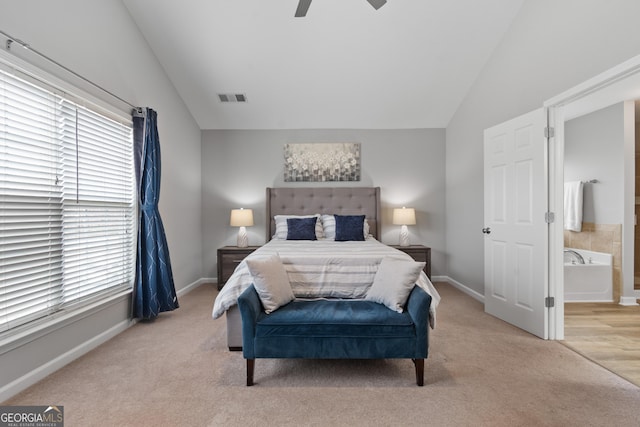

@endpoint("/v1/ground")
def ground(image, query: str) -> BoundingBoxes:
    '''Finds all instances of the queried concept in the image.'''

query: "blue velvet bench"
[237,284,432,386]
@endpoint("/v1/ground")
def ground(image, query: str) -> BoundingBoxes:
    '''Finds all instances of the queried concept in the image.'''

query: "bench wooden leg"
[246,359,255,386]
[413,358,424,386]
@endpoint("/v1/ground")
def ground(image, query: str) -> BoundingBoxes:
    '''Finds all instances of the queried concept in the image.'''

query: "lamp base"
[399,225,410,247]
[237,226,248,248]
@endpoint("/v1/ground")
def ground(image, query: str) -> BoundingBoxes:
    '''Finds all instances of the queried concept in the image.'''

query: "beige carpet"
[4,283,640,426]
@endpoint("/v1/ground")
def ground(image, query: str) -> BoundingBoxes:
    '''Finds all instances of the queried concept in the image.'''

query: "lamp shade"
[392,207,416,225]
[230,208,254,227]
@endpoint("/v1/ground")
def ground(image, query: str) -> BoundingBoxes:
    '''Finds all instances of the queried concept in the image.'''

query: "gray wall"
[0,0,202,396]
[565,103,625,224]
[445,0,640,295]
[202,129,446,278]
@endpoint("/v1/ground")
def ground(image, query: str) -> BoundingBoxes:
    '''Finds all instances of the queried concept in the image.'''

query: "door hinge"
[545,296,555,308]
[544,127,555,138]
[545,212,555,224]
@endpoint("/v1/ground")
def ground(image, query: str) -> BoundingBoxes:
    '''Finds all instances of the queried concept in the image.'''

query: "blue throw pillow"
[286,217,318,240]
[335,214,366,241]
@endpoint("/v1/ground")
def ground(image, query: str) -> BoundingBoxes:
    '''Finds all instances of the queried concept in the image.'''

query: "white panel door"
[484,108,548,339]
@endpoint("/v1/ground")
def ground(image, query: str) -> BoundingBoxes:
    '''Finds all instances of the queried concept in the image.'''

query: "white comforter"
[211,238,441,327]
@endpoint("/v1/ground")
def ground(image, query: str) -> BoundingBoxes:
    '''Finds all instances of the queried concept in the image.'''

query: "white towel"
[564,181,584,232]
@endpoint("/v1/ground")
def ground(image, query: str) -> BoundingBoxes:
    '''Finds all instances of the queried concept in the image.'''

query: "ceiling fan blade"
[295,0,312,17]
[366,0,387,10]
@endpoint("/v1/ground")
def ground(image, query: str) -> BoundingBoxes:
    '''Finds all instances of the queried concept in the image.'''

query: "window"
[0,68,135,334]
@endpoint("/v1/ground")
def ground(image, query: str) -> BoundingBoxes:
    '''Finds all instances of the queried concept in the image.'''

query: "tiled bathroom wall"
[564,222,621,302]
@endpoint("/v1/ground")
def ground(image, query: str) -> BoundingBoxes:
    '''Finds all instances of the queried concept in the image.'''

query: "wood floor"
[563,302,640,387]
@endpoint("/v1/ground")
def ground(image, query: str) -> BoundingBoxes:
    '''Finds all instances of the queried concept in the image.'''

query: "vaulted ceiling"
[123,0,524,130]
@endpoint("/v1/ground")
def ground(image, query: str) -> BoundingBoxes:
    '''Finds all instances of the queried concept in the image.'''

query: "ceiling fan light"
[367,0,387,10]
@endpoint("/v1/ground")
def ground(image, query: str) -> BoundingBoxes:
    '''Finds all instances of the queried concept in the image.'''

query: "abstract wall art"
[283,142,361,182]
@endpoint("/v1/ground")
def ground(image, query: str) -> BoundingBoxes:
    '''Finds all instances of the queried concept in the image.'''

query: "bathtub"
[564,248,613,302]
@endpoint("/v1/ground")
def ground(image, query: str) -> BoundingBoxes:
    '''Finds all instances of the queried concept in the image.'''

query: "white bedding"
[212,238,441,327]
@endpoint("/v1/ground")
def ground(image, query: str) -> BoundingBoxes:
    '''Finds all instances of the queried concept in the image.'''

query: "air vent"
[218,93,248,103]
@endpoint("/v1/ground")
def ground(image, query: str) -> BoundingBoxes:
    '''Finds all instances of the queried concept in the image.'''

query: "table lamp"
[392,207,416,247]
[230,208,254,248]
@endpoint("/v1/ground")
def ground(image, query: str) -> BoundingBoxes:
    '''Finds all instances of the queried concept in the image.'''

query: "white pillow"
[365,257,425,313]
[245,254,294,314]
[321,214,370,240]
[273,214,323,240]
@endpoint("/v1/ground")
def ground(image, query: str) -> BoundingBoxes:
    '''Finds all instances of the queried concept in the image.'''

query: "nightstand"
[390,245,431,279]
[217,246,260,289]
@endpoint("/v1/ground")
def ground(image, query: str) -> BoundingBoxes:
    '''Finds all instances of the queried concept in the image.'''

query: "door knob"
[482,227,491,234]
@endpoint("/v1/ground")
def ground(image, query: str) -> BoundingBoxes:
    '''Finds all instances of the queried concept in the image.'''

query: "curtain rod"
[1,29,139,112]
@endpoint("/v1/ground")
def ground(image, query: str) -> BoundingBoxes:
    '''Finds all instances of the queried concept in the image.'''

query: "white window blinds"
[0,71,64,331]
[58,100,135,307]
[0,69,135,334]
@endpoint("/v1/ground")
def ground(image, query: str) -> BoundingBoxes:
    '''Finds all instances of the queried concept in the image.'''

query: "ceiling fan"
[295,0,387,17]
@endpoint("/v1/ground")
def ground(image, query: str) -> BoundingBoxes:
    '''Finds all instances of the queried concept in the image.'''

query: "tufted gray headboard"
[266,187,381,241]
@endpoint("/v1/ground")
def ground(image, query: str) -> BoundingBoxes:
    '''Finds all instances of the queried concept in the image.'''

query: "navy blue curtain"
[132,108,179,319]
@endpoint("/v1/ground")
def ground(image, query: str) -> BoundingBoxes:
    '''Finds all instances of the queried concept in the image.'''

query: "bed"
[212,187,441,350]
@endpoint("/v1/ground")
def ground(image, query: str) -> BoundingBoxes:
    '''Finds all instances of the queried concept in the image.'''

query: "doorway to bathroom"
[545,55,640,341]
[560,99,640,386]
[563,103,625,304]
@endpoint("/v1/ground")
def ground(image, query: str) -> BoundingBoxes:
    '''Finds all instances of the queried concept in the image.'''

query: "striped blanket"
[211,238,440,327]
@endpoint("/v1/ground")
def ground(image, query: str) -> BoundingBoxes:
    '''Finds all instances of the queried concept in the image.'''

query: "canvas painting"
[284,143,361,182]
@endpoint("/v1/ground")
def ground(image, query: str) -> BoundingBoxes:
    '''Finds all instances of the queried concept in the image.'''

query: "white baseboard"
[176,277,215,297]
[436,275,485,303]
[437,276,638,307]
[0,318,132,403]
[619,296,639,306]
